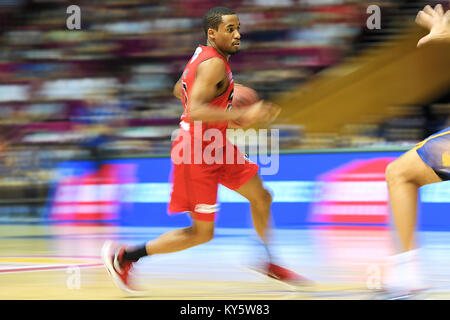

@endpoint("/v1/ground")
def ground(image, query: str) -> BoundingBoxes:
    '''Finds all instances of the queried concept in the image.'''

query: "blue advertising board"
[46,151,450,230]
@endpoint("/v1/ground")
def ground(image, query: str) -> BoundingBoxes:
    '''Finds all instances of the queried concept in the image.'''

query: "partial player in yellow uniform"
[383,3,450,297]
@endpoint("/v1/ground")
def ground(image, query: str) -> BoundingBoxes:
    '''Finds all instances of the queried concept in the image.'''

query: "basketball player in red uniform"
[383,4,450,297]
[102,7,311,293]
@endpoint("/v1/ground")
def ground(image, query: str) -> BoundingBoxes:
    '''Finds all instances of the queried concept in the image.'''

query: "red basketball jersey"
[168,45,260,220]
[178,45,234,146]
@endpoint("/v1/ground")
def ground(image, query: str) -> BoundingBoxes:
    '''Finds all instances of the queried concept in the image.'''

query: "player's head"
[202,7,241,56]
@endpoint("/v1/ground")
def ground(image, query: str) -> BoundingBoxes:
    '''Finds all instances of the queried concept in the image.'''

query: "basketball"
[232,84,259,109]
[230,84,260,128]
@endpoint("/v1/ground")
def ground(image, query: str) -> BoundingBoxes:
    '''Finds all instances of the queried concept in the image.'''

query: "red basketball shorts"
[168,141,259,222]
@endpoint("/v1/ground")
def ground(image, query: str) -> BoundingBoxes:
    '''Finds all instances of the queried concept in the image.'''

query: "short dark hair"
[202,7,236,36]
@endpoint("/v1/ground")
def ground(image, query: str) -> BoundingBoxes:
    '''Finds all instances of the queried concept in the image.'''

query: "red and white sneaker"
[266,263,314,287]
[248,261,314,287]
[101,241,141,294]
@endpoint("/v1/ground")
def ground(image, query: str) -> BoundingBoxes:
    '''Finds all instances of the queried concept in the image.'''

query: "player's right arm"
[188,58,273,124]
[187,57,244,122]
[416,4,450,47]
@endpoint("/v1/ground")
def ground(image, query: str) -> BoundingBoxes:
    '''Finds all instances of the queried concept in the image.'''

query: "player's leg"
[102,159,219,292]
[234,173,272,245]
[102,216,214,293]
[120,160,219,257]
[145,217,214,255]
[220,144,312,285]
[385,148,442,252]
[383,130,449,295]
[232,172,312,285]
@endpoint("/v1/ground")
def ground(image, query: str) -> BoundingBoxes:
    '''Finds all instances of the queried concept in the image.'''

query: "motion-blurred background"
[0,0,449,225]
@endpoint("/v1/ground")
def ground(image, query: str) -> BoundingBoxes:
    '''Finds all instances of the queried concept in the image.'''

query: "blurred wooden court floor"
[1,224,450,300]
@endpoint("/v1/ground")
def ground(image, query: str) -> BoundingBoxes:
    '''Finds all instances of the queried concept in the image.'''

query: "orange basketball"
[232,84,259,109]
[230,84,259,128]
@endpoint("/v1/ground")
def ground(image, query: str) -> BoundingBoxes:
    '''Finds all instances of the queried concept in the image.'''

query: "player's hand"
[237,100,279,126]
[415,4,450,47]
[260,103,281,126]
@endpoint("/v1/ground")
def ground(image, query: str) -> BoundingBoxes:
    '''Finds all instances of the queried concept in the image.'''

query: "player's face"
[214,15,241,55]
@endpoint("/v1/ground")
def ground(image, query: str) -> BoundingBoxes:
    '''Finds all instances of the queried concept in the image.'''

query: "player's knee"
[263,189,273,205]
[386,158,409,185]
[251,188,272,208]
[386,160,399,184]
[192,227,214,244]
[196,231,214,244]
[385,161,395,182]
